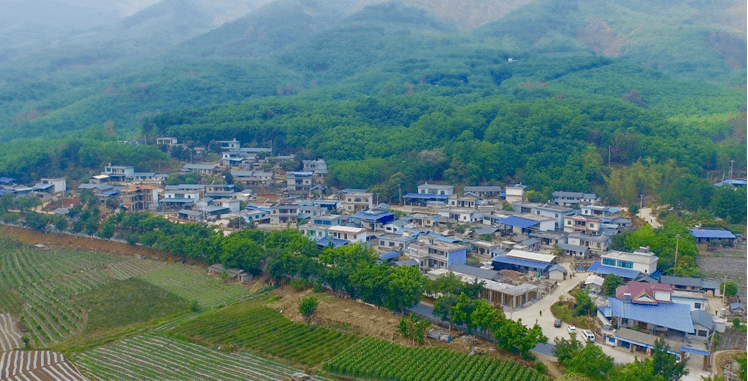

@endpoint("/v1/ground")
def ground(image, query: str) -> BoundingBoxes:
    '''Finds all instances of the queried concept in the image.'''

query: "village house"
[302,159,328,182]
[160,185,204,210]
[182,164,219,175]
[463,185,502,199]
[351,209,395,231]
[217,139,241,150]
[231,170,272,187]
[377,234,416,252]
[567,234,609,255]
[328,226,367,244]
[513,202,575,231]
[417,182,454,196]
[286,171,313,195]
[270,203,298,225]
[448,194,477,208]
[490,250,557,275]
[120,184,160,211]
[39,178,67,194]
[406,235,467,272]
[563,214,602,235]
[340,192,373,213]
[552,191,598,206]
[156,137,178,146]
[504,184,526,204]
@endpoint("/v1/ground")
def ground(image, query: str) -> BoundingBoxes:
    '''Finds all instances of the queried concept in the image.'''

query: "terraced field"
[138,265,249,309]
[0,313,22,352]
[0,350,88,381]
[76,332,334,381]
[172,300,362,365]
[104,258,165,281]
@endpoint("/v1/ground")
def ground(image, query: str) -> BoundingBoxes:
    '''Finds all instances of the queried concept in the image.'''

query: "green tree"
[603,274,623,296]
[553,335,584,364]
[652,337,688,381]
[493,319,547,358]
[299,296,318,318]
[721,281,738,297]
[563,342,615,380]
[573,289,596,317]
[398,314,431,345]
[613,357,664,381]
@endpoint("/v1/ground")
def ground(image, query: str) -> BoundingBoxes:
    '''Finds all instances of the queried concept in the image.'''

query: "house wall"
[671,296,707,311]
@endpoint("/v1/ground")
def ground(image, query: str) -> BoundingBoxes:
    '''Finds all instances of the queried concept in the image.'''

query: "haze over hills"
[0,0,744,143]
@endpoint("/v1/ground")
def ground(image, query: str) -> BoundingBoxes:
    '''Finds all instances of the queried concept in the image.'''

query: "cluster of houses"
[0,138,743,363]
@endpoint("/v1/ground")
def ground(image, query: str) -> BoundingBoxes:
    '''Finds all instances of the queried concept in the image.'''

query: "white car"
[567,325,576,334]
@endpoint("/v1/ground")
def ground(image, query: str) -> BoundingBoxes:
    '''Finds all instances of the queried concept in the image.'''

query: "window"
[603,258,616,266]
[694,303,701,309]
[697,330,708,337]
[618,260,634,269]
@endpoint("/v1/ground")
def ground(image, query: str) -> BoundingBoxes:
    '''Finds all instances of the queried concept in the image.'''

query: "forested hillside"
[0,1,745,221]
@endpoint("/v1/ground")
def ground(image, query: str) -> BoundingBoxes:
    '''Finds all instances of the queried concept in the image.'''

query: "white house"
[601,246,658,275]
[417,182,454,196]
[504,184,526,204]
[328,226,367,244]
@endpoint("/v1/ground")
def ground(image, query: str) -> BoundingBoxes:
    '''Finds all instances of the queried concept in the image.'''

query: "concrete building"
[417,182,454,196]
[40,178,66,194]
[328,226,367,244]
[563,214,602,234]
[513,202,575,231]
[120,184,160,211]
[270,203,298,225]
[407,235,467,272]
[286,171,313,195]
[504,184,526,204]
[601,247,658,275]
[463,186,502,199]
[341,192,373,213]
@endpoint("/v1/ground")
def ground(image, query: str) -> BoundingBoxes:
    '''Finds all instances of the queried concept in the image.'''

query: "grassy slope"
[138,264,250,309]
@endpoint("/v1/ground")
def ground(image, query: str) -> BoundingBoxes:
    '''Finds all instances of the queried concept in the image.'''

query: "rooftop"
[506,249,556,263]
[608,297,694,333]
[499,216,539,229]
[491,256,551,271]
[689,229,736,239]
[448,263,499,280]
[587,261,640,279]
[328,226,367,234]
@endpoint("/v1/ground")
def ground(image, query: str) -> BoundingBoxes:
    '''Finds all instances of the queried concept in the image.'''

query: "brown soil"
[714,350,746,378]
[0,224,205,266]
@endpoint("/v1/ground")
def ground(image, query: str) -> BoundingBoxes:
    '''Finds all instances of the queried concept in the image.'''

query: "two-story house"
[341,192,373,213]
[417,182,454,196]
[463,186,502,199]
[120,184,160,211]
[448,194,477,208]
[513,202,575,231]
[286,171,313,195]
[552,191,598,206]
[407,236,467,272]
[270,203,298,225]
[328,226,367,244]
[563,214,602,234]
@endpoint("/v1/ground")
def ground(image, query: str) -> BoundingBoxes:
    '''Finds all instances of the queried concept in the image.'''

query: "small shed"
[208,264,225,274]
[547,264,567,280]
[730,302,745,316]
[585,274,605,294]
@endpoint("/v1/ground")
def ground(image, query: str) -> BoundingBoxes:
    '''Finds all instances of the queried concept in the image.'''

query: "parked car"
[581,329,595,342]
[567,325,576,334]
[554,319,562,328]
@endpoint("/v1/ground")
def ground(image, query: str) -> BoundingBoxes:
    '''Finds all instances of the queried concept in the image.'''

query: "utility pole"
[639,194,644,210]
[398,184,402,206]
[674,234,680,267]
[730,159,735,179]
[722,275,727,306]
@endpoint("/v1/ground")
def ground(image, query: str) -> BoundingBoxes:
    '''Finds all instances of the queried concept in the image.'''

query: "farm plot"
[0,350,88,381]
[17,270,113,348]
[138,265,249,309]
[0,247,120,290]
[76,331,334,381]
[171,301,361,366]
[0,313,23,352]
[323,337,550,381]
[103,258,165,281]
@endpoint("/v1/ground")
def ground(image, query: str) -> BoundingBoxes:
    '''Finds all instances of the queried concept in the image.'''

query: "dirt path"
[636,207,662,228]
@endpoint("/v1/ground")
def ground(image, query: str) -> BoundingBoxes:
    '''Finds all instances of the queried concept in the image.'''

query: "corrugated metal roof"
[691,310,715,330]
[0,177,16,184]
[491,256,551,271]
[499,216,539,229]
[316,238,348,248]
[586,261,640,279]
[689,229,736,239]
[448,263,499,280]
[659,275,703,288]
[379,251,401,261]
[608,297,694,333]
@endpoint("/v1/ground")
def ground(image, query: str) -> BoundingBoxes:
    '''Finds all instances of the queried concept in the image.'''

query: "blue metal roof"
[491,256,551,271]
[498,216,539,229]
[689,229,736,239]
[427,233,462,244]
[587,261,640,279]
[608,297,694,333]
[379,251,401,261]
[352,210,395,223]
[721,179,748,186]
[101,190,119,197]
[402,193,449,201]
[0,177,16,184]
[0,189,15,196]
[316,238,348,249]
[649,270,661,280]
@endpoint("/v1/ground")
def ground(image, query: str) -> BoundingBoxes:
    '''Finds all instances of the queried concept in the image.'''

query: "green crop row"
[324,337,550,381]
[171,303,361,365]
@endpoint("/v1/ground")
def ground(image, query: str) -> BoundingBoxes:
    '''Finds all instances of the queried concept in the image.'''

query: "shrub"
[299,296,318,317]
